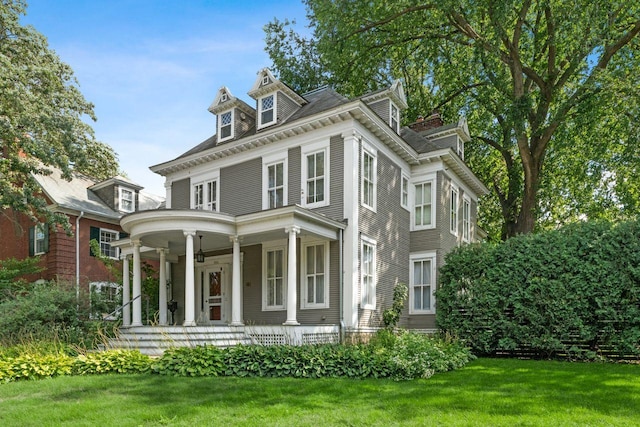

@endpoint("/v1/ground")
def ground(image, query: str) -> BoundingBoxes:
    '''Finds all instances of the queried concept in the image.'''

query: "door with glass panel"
[206,268,225,323]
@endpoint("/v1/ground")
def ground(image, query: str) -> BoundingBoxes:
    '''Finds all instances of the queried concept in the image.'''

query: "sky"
[20,0,309,196]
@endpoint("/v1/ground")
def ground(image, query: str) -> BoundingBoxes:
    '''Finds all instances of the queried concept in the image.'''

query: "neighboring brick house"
[115,68,488,342]
[0,168,163,302]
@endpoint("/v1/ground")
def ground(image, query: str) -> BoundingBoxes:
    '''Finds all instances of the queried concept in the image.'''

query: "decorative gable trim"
[361,80,408,110]
[248,68,307,106]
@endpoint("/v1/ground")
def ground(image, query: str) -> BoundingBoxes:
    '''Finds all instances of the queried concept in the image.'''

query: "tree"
[1,0,119,227]
[265,0,640,239]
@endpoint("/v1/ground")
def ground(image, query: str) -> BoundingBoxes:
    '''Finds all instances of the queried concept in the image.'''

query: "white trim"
[217,109,234,143]
[450,183,459,237]
[301,239,330,309]
[34,223,47,255]
[400,172,409,210]
[409,251,437,315]
[390,101,400,133]
[191,175,220,212]
[342,132,361,329]
[99,227,121,260]
[411,174,437,231]
[257,93,277,129]
[301,142,330,208]
[118,187,135,213]
[360,234,377,310]
[361,142,377,212]
[262,240,287,311]
[462,195,471,243]
[262,153,288,210]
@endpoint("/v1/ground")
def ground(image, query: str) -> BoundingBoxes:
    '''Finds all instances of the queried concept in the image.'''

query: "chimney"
[409,111,444,133]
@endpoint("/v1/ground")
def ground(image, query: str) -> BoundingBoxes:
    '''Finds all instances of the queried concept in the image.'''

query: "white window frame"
[34,223,47,255]
[412,176,436,230]
[462,196,471,242]
[218,110,234,142]
[100,228,120,260]
[409,252,437,314]
[301,141,330,208]
[119,187,134,213]
[390,102,400,133]
[450,184,459,236]
[360,235,377,310]
[262,153,288,210]
[262,241,287,311]
[301,239,330,309]
[457,138,465,160]
[361,144,377,211]
[258,94,277,129]
[401,173,409,210]
[191,177,219,212]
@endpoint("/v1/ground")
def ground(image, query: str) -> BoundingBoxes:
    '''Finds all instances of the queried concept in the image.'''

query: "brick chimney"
[408,112,444,133]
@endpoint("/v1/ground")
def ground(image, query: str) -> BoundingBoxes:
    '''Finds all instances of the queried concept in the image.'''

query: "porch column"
[183,230,196,326]
[284,226,300,325]
[230,235,243,326]
[121,254,131,327]
[131,240,142,327]
[157,248,168,326]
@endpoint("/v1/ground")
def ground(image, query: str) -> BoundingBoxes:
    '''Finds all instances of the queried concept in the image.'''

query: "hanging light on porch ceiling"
[196,235,205,263]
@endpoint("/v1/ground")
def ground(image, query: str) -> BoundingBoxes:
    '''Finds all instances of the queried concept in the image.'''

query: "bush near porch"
[437,219,640,360]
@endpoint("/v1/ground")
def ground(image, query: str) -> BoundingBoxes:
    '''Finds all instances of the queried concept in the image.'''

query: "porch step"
[104,326,251,356]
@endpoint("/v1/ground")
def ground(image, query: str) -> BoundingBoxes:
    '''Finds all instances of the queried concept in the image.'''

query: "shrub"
[383,283,408,329]
[73,350,152,375]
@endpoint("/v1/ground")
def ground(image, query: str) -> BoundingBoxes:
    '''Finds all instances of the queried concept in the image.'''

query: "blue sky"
[21,0,309,196]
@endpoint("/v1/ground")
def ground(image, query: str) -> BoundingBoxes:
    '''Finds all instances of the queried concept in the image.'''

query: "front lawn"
[0,358,638,426]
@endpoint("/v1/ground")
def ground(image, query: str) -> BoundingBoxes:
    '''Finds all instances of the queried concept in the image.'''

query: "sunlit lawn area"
[1,358,639,426]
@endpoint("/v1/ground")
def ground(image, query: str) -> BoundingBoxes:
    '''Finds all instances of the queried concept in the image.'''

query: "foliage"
[0,353,74,383]
[0,0,119,229]
[382,282,408,329]
[266,1,640,239]
[437,219,640,359]
[0,257,42,300]
[73,350,152,375]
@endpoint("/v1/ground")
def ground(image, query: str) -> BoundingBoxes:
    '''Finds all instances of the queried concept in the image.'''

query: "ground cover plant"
[1,358,638,426]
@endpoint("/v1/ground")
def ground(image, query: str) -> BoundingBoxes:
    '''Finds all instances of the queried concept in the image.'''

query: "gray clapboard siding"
[220,158,262,215]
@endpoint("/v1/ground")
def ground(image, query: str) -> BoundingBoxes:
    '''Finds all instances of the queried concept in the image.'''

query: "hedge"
[436,220,640,359]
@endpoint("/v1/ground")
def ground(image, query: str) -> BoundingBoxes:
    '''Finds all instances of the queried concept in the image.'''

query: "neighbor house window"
[302,241,329,309]
[361,148,376,210]
[119,188,134,213]
[218,110,233,141]
[401,174,409,209]
[450,185,459,236]
[462,197,471,242]
[410,253,436,314]
[304,149,328,207]
[414,181,435,229]
[263,246,286,310]
[361,236,377,309]
[193,179,218,212]
[259,94,276,128]
[390,102,400,133]
[29,223,49,256]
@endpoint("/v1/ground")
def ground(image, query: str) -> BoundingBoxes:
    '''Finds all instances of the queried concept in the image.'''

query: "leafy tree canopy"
[1,0,119,227]
[265,0,640,239]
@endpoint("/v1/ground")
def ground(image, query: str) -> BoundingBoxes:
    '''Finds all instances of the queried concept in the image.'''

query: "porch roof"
[114,205,346,258]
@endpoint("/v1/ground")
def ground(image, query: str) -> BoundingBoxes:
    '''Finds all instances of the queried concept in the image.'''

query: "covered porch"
[113,206,345,342]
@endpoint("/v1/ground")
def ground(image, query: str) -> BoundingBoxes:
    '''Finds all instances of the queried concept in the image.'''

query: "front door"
[206,268,224,322]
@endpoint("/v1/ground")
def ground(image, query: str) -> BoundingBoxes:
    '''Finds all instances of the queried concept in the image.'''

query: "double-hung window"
[29,223,49,256]
[263,244,286,310]
[414,180,435,229]
[259,94,276,128]
[218,110,233,141]
[302,241,329,309]
[390,102,400,133]
[193,179,218,212]
[450,185,459,236]
[410,253,436,314]
[462,197,471,242]
[303,149,328,207]
[100,229,119,259]
[361,236,377,309]
[401,173,409,210]
[119,188,134,213]
[268,162,284,208]
[361,148,376,211]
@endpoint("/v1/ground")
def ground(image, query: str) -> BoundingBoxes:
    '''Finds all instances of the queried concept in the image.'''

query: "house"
[112,68,488,347]
[0,168,163,316]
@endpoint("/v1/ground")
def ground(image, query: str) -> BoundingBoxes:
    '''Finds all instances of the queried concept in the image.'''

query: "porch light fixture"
[196,235,205,263]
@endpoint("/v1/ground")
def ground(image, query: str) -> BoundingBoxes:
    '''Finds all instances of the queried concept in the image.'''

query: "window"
[193,179,218,211]
[218,110,233,141]
[267,162,285,208]
[414,181,434,228]
[361,236,376,309]
[457,138,465,160]
[262,75,269,86]
[390,102,400,133]
[361,149,376,210]
[462,197,471,242]
[263,246,286,310]
[29,223,49,256]
[450,185,459,236]
[410,253,436,314]
[90,281,120,320]
[221,92,228,102]
[90,226,120,259]
[302,241,329,309]
[119,188,134,213]
[304,150,327,206]
[259,94,276,128]
[401,174,409,209]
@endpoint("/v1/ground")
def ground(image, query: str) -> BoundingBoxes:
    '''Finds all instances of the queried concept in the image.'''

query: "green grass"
[0,358,638,426]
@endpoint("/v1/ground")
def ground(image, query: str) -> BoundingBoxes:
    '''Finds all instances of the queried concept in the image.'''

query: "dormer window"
[262,75,269,86]
[258,94,276,128]
[221,93,228,102]
[390,102,400,133]
[119,187,134,213]
[219,110,233,142]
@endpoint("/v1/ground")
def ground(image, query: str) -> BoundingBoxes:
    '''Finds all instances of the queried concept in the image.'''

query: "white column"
[230,235,243,326]
[284,226,300,325]
[131,240,142,327]
[342,131,361,329]
[164,179,172,209]
[121,254,131,327]
[183,230,196,326]
[157,248,168,326]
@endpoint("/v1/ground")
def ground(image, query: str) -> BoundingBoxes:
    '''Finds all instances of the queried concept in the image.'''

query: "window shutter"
[29,226,35,257]
[43,226,50,254]
[119,232,129,239]
[89,226,100,257]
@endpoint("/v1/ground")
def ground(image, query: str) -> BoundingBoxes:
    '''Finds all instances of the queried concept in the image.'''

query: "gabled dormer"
[247,68,307,131]
[208,87,255,144]
[90,176,143,214]
[361,80,408,134]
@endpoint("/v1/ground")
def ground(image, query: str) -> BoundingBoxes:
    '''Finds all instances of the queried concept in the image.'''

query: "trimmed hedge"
[437,220,640,359]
